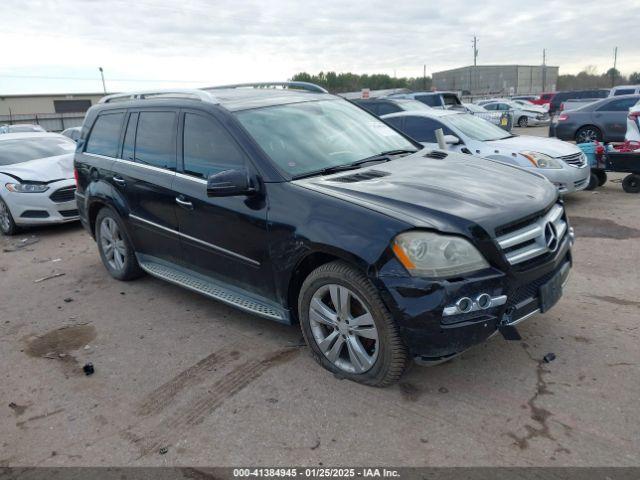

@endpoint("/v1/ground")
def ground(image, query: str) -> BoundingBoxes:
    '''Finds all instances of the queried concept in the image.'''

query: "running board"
[137,256,289,324]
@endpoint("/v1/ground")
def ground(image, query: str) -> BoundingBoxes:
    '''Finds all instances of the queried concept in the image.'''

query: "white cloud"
[1,0,639,93]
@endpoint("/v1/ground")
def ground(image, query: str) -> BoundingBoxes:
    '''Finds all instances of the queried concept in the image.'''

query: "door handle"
[112,176,126,187]
[175,196,194,210]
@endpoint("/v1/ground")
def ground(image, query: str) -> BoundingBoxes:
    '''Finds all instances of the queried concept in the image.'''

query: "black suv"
[75,82,574,386]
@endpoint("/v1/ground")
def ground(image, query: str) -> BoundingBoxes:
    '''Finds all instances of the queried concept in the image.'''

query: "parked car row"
[2,82,589,386]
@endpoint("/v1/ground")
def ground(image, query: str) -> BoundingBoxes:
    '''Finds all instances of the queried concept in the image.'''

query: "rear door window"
[403,116,450,143]
[134,111,177,170]
[86,112,125,157]
[598,98,640,112]
[614,89,635,96]
[415,95,441,107]
[377,102,402,115]
[182,112,246,179]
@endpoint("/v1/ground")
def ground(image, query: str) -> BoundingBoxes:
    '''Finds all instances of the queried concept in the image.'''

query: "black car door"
[111,109,181,265]
[172,109,273,299]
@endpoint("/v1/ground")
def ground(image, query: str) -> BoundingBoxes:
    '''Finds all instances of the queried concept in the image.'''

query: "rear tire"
[95,207,144,280]
[298,261,409,387]
[622,174,640,194]
[575,126,602,143]
[0,198,19,236]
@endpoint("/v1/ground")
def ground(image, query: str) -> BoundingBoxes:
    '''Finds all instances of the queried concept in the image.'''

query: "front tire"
[95,207,144,280]
[0,198,19,236]
[595,170,608,186]
[517,116,529,127]
[298,261,409,387]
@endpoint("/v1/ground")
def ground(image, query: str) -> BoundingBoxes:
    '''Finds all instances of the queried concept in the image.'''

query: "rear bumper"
[4,179,79,226]
[377,232,573,363]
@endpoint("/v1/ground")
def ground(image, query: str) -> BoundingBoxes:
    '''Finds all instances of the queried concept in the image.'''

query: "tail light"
[558,113,569,121]
[559,103,565,111]
[629,111,640,121]
[74,167,80,186]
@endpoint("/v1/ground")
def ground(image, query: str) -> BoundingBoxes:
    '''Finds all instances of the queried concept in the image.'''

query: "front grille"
[59,209,79,218]
[559,152,586,168]
[50,186,76,203]
[495,203,567,266]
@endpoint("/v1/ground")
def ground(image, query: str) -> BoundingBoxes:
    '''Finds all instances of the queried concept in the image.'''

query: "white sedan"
[381,109,591,194]
[478,99,550,127]
[0,132,78,235]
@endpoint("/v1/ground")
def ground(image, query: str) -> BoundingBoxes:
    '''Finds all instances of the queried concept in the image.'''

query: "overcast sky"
[1,0,639,94]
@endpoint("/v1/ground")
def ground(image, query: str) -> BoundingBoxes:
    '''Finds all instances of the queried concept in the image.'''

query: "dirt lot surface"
[1,126,639,467]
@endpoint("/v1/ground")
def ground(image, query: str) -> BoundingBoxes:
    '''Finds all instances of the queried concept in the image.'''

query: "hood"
[0,153,74,183]
[293,151,557,236]
[485,135,580,158]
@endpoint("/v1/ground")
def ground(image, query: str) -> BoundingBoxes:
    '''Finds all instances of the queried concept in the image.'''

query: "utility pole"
[611,47,618,87]
[98,67,107,94]
[472,35,478,93]
[423,64,426,90]
[542,48,546,93]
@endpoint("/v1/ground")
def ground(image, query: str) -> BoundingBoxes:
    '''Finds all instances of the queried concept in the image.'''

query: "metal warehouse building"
[433,65,558,95]
[0,92,104,131]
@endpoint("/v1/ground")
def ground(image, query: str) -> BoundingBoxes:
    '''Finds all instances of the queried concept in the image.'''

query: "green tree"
[291,71,431,94]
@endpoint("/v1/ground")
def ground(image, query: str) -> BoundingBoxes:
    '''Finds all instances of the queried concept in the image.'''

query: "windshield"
[0,136,76,166]
[445,113,512,141]
[235,99,416,177]
[395,99,432,111]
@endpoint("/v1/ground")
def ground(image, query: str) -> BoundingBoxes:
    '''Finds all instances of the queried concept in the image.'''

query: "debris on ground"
[34,273,65,283]
[82,363,95,376]
[3,236,40,252]
[159,447,168,455]
[63,297,74,303]
[543,352,556,363]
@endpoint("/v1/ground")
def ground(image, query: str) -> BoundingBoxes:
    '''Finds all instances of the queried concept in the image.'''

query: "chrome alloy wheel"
[100,217,126,271]
[309,284,379,374]
[0,201,11,233]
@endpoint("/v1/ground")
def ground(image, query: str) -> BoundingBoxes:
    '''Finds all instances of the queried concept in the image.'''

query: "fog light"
[476,293,492,309]
[456,297,473,313]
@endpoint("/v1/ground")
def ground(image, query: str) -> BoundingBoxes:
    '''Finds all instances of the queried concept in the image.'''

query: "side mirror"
[443,135,461,145]
[206,168,255,197]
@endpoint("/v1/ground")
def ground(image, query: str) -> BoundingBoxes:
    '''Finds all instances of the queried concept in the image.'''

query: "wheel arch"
[286,247,371,324]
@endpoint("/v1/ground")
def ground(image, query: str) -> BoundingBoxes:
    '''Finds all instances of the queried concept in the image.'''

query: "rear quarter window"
[86,112,125,157]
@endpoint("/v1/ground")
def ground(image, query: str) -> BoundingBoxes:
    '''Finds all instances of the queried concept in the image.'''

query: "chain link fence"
[0,112,86,132]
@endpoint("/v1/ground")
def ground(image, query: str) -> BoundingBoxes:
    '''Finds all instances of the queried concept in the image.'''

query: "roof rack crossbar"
[98,89,219,104]
[205,81,328,94]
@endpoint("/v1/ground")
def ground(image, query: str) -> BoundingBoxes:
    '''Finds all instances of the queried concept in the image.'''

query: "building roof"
[0,92,105,99]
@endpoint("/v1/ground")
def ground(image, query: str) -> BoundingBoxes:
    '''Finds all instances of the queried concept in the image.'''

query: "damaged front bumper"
[376,228,575,365]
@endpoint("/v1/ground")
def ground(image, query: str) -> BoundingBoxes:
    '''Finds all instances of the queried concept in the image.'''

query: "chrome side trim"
[443,294,507,317]
[128,214,260,266]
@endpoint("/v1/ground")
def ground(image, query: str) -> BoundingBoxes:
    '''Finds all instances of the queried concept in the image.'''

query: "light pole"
[98,67,107,94]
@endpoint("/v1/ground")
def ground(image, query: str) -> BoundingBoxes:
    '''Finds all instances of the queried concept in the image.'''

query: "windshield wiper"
[352,149,418,165]
[291,149,417,180]
[292,163,362,180]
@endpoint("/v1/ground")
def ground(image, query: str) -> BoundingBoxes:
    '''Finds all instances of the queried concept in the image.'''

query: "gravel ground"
[1,126,639,467]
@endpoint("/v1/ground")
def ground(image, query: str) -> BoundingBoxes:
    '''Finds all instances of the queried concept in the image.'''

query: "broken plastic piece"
[499,325,522,341]
[543,352,556,363]
[82,363,95,375]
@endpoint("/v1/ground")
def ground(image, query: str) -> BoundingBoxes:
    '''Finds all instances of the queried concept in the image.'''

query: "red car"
[532,92,555,106]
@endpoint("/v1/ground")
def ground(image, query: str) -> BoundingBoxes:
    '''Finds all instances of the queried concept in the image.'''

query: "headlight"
[392,231,489,278]
[5,183,49,193]
[520,151,563,169]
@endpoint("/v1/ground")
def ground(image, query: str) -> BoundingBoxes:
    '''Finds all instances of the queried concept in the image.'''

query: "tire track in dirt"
[137,346,242,416]
[125,347,300,457]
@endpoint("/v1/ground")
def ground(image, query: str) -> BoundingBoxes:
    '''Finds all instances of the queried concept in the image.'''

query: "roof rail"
[98,89,219,104]
[205,81,328,94]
